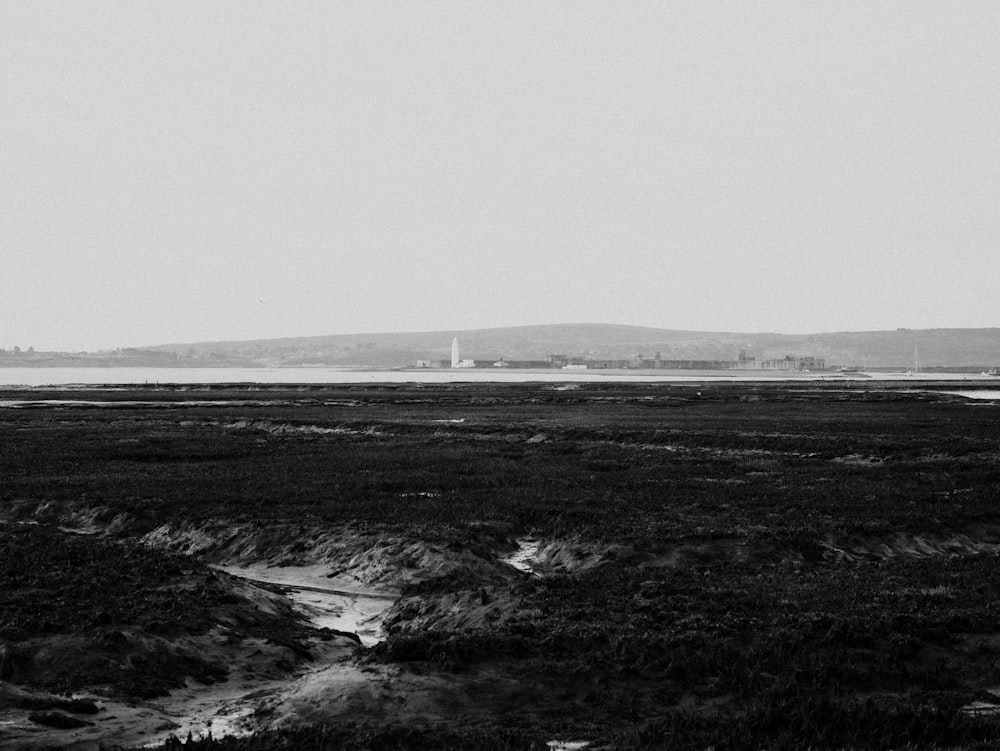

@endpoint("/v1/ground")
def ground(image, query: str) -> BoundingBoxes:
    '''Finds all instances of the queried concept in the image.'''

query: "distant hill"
[134,324,1000,370]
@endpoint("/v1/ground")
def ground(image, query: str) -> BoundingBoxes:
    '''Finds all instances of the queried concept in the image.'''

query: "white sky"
[2,2,998,351]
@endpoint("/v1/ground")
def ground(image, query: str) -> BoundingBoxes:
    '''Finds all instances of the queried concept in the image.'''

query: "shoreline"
[0,365,998,388]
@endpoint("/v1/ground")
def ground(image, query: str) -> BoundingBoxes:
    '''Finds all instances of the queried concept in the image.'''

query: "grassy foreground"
[3,381,1000,749]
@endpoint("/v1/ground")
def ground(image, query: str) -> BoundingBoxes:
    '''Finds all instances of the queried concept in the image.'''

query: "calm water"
[0,366,783,386]
[941,390,1000,400]
[0,367,994,387]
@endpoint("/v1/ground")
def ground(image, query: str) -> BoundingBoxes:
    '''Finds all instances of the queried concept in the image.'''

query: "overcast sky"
[2,2,998,350]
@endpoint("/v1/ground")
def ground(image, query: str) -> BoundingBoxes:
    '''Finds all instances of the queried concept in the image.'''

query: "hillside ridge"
[4,324,998,369]
[137,324,1000,370]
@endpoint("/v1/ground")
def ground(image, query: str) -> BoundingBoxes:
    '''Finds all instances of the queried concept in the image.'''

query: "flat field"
[3,382,1000,749]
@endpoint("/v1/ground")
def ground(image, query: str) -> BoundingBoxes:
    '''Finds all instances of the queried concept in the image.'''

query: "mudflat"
[3,382,1000,749]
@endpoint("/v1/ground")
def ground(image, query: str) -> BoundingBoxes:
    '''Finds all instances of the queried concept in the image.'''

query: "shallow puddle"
[49,565,400,747]
[940,390,1000,400]
[213,564,398,647]
[502,538,542,576]
[963,687,1000,716]
[139,677,282,746]
[0,677,288,750]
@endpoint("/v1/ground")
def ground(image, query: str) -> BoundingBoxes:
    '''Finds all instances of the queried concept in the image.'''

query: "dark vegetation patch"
[0,524,216,639]
[369,551,1000,747]
[0,524,311,697]
[376,554,1000,697]
[631,694,1000,750]
[2,383,998,544]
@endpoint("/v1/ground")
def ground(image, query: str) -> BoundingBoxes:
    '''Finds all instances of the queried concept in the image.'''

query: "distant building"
[796,357,824,370]
[734,354,825,371]
[425,338,823,372]
[506,360,551,368]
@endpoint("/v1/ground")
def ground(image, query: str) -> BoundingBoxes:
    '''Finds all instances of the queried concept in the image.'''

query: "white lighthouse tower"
[451,337,460,368]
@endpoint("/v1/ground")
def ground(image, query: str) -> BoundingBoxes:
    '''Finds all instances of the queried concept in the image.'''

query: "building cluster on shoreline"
[415,340,824,371]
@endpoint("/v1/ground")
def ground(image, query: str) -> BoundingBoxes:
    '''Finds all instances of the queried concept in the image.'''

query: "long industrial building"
[416,344,824,371]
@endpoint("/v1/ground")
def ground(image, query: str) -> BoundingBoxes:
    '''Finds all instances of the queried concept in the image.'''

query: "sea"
[0,367,995,388]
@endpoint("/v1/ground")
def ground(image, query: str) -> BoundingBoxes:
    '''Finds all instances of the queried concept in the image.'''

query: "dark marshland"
[3,382,1000,749]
